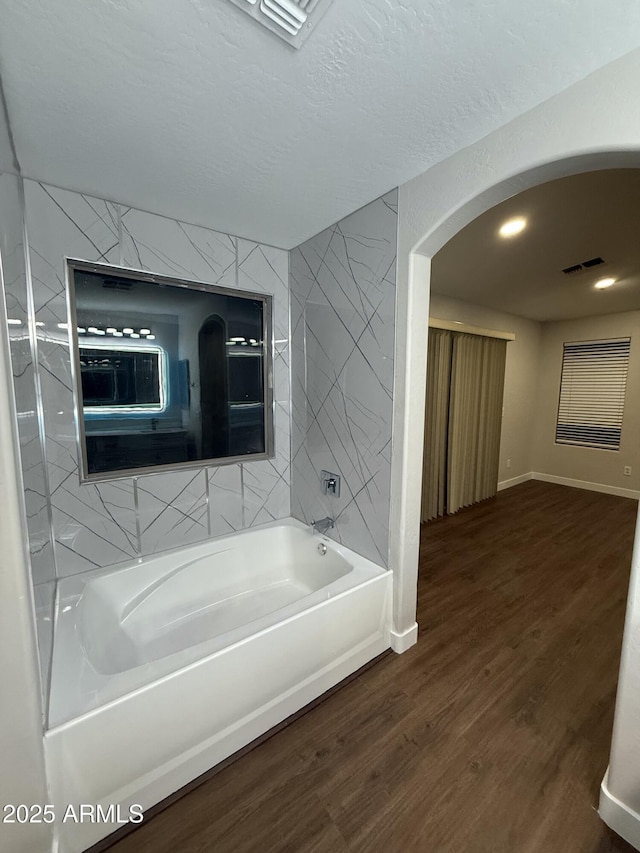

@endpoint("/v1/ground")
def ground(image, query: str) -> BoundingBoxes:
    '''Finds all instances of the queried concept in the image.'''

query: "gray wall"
[290,190,398,566]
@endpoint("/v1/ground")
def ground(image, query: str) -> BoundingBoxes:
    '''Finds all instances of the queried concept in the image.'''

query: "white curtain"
[422,330,507,521]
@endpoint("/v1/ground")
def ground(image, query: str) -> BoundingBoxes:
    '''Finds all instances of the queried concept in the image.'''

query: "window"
[556,338,631,450]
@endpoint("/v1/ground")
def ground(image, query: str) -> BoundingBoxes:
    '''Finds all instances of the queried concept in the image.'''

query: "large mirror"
[67,259,273,481]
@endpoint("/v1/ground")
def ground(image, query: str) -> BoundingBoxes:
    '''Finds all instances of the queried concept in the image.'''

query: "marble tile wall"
[23,180,290,577]
[0,171,55,703]
[289,190,398,567]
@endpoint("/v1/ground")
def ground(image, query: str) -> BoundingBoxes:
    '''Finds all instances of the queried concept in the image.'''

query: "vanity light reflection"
[77,325,157,338]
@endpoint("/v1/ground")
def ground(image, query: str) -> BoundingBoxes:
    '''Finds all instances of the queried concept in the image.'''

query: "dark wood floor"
[107,481,638,853]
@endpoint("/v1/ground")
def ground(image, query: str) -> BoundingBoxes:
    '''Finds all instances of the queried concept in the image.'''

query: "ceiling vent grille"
[226,0,334,47]
[562,264,583,276]
[562,257,606,276]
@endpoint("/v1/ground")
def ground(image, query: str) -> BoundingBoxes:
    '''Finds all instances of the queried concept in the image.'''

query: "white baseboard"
[498,472,533,491]
[497,471,639,500]
[532,472,640,501]
[600,769,640,850]
[390,622,418,653]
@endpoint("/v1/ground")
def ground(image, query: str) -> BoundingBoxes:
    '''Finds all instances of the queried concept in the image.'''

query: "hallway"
[104,481,638,853]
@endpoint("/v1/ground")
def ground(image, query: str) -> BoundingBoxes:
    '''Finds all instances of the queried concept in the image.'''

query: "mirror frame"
[65,257,275,484]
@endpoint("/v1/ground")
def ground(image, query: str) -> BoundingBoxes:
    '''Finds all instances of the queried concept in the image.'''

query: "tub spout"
[312,517,334,535]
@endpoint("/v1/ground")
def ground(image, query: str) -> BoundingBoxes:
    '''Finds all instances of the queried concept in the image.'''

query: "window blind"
[556,338,631,450]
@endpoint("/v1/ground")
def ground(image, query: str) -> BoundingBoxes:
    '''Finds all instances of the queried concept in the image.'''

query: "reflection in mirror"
[67,260,273,480]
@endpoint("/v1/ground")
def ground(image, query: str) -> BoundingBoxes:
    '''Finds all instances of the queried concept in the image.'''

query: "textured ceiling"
[431,169,640,322]
[1,1,640,248]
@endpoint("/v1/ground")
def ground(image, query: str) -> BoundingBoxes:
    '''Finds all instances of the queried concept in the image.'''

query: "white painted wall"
[428,294,542,485]
[392,47,640,844]
[0,87,51,852]
[533,312,640,496]
[603,500,640,849]
[427,298,640,497]
[0,256,51,851]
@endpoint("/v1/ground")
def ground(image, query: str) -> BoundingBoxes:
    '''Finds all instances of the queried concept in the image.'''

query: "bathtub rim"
[55,515,383,587]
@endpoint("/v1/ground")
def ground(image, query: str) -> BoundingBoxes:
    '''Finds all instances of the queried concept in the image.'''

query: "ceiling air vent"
[226,0,334,47]
[562,264,583,276]
[562,257,606,276]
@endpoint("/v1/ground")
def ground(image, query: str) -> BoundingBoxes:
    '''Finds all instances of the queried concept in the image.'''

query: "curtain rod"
[429,317,515,341]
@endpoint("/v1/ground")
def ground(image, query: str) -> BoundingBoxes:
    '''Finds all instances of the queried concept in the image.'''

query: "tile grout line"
[117,204,124,267]
[133,477,142,557]
[240,463,246,529]
[205,469,211,538]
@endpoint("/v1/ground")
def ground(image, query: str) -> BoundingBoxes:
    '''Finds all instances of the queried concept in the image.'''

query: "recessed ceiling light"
[499,217,527,238]
[594,277,616,290]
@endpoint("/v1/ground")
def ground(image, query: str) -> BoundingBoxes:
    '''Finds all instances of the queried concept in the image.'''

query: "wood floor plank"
[103,481,638,853]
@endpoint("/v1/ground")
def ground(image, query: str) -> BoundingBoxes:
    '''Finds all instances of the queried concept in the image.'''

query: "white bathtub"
[46,518,391,853]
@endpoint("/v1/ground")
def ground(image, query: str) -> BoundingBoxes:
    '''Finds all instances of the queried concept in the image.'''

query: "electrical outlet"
[506,458,511,469]
[624,466,632,476]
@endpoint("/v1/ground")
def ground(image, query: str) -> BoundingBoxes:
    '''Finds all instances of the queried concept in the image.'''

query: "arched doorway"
[390,151,640,849]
